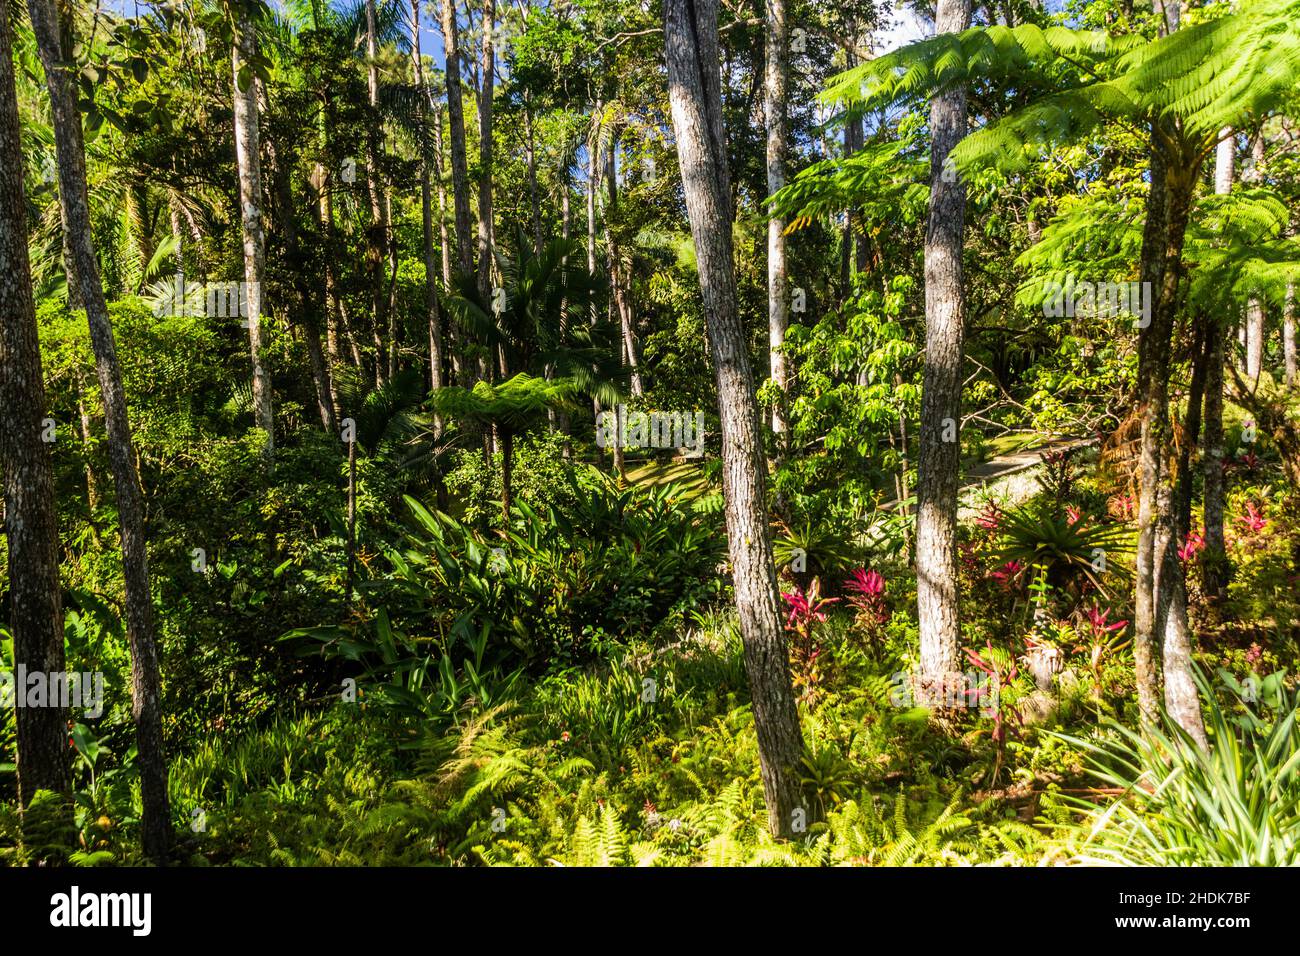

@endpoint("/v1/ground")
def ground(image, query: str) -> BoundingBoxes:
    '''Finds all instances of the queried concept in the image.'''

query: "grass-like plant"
[1055,671,1300,865]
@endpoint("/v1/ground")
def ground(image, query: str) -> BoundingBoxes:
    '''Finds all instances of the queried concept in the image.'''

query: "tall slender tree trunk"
[64,211,102,537]
[317,167,363,377]
[364,0,395,385]
[1245,300,1265,382]
[312,125,347,413]
[1173,320,1208,543]
[439,0,474,279]
[523,92,543,254]
[915,0,972,699]
[1202,128,1233,606]
[605,131,643,396]
[561,143,572,243]
[231,10,274,452]
[586,104,604,458]
[1244,133,1266,384]
[412,0,445,435]
[28,0,172,861]
[1133,124,1170,725]
[431,105,453,287]
[1145,152,1208,750]
[664,0,804,840]
[476,0,496,300]
[556,143,574,445]
[0,0,70,807]
[764,0,789,442]
[346,436,357,603]
[842,32,869,278]
[1285,284,1297,389]
[430,102,462,386]
[75,373,101,516]
[586,105,602,308]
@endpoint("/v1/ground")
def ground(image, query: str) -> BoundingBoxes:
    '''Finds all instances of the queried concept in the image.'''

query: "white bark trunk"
[232,13,274,452]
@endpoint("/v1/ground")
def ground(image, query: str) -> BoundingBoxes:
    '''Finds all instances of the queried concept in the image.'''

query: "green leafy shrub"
[1057,672,1300,865]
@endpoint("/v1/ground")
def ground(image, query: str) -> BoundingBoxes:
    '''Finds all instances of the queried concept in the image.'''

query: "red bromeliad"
[1236,501,1268,534]
[1107,493,1136,521]
[1178,527,1205,562]
[1084,603,1128,638]
[975,501,1004,533]
[1077,603,1129,698]
[781,587,838,630]
[782,585,839,700]
[844,567,885,597]
[843,568,891,640]
[988,559,1024,591]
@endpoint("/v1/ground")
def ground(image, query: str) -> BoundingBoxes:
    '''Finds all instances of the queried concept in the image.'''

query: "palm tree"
[440,234,626,407]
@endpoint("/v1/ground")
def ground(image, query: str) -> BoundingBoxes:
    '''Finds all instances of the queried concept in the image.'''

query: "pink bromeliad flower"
[976,502,1003,532]
[844,568,891,627]
[1065,505,1084,526]
[844,567,885,597]
[1107,494,1136,521]
[781,589,838,630]
[1237,501,1268,534]
[989,560,1023,590]
[1085,604,1128,638]
[1179,528,1205,562]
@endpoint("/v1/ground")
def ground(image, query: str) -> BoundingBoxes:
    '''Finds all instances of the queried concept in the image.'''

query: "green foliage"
[993,504,1133,598]
[1057,672,1300,866]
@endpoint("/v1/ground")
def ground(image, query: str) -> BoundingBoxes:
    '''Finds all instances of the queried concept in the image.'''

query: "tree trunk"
[764,0,789,442]
[915,0,972,699]
[1173,320,1208,543]
[28,0,172,861]
[1132,136,1169,725]
[1244,132,1266,384]
[76,371,101,515]
[0,0,70,806]
[346,435,357,603]
[605,130,643,396]
[664,0,804,840]
[1148,157,1208,750]
[364,0,394,385]
[231,11,274,452]
[476,0,496,301]
[412,0,445,434]
[586,104,602,303]
[1202,129,1233,606]
[312,169,343,413]
[524,92,543,254]
[1285,283,1297,389]
[1245,299,1264,383]
[428,101,462,388]
[439,0,474,277]
[587,104,604,457]
[561,145,572,243]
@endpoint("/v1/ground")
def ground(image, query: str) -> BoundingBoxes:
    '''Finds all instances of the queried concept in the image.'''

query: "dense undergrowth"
[5,433,1297,866]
